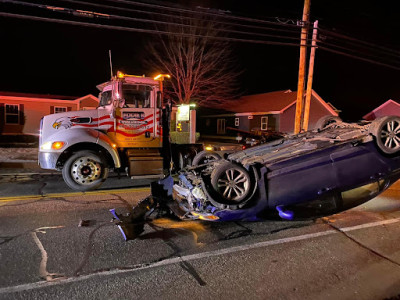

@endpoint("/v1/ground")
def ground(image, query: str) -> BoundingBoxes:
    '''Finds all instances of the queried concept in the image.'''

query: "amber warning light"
[154,74,171,80]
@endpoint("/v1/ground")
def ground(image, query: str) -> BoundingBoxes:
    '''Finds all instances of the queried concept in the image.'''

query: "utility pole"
[303,20,318,132]
[294,0,311,134]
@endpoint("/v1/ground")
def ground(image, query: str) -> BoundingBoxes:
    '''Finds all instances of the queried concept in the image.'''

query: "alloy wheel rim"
[217,168,249,201]
[381,120,400,151]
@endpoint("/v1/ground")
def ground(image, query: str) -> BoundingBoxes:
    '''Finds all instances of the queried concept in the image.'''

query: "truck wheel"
[192,151,221,166]
[62,150,109,191]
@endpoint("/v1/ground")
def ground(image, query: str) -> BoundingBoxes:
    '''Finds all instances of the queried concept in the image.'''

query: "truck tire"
[62,150,109,191]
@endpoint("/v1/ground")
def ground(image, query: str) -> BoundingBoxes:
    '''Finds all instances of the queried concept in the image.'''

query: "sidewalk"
[0,147,51,175]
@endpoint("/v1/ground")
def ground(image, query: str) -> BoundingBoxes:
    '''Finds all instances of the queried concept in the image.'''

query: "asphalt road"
[1,174,400,299]
[0,171,153,197]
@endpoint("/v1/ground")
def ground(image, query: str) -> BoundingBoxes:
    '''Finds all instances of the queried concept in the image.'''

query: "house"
[363,99,400,120]
[0,92,99,138]
[198,89,339,139]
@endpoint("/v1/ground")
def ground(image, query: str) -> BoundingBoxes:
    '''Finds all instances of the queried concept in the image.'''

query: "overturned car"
[112,116,400,240]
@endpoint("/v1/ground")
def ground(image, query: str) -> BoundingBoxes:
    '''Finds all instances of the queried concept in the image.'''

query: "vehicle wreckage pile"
[111,116,400,240]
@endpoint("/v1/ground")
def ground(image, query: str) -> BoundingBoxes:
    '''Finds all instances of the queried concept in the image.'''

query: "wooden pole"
[303,20,318,132]
[294,0,311,134]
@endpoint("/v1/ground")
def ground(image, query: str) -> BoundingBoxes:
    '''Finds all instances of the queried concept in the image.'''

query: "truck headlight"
[40,141,65,151]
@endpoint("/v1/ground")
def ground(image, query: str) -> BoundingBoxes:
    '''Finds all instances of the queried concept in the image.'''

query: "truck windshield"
[123,84,151,108]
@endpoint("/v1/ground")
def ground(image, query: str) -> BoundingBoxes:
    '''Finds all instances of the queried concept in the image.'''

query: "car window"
[341,179,385,205]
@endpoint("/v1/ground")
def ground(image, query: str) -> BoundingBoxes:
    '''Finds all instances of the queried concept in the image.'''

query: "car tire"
[62,150,109,191]
[211,162,252,204]
[192,151,221,166]
[314,116,342,130]
[370,116,400,155]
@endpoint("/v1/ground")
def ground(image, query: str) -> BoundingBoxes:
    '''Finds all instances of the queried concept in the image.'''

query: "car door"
[330,142,390,191]
[330,142,391,209]
[267,145,338,207]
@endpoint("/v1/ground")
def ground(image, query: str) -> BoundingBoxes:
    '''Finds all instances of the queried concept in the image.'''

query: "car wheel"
[192,151,221,166]
[314,116,342,130]
[211,162,252,203]
[62,150,109,191]
[370,116,400,154]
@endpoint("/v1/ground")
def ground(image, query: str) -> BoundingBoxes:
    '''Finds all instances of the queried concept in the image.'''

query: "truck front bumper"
[38,151,60,170]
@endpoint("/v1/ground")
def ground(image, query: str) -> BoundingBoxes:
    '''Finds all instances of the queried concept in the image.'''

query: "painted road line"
[1,217,399,294]
[0,187,151,203]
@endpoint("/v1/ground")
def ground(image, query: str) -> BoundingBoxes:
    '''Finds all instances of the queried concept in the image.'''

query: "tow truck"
[38,71,202,191]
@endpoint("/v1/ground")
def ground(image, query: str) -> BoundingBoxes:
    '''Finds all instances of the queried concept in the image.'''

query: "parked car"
[191,129,284,166]
[111,116,400,240]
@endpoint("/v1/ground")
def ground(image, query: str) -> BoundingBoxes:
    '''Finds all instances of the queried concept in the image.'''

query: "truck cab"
[38,72,170,191]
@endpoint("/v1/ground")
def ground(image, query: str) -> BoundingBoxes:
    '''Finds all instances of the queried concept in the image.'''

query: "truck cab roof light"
[154,74,171,80]
[117,71,145,79]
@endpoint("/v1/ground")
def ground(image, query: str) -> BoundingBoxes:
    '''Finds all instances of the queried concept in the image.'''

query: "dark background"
[1,0,399,121]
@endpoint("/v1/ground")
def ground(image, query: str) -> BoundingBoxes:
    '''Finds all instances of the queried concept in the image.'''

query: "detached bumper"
[38,151,60,169]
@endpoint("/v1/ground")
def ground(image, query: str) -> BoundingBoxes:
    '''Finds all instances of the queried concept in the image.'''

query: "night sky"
[1,0,400,121]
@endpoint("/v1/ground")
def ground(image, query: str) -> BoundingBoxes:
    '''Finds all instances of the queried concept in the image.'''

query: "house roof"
[222,90,295,113]
[0,91,77,100]
[0,92,98,105]
[217,89,338,116]
[363,99,400,120]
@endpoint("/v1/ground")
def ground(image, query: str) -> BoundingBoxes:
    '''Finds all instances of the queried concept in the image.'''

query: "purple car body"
[111,116,400,240]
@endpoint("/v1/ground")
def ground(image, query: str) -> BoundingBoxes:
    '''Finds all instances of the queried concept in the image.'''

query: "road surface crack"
[322,217,400,268]
[31,226,66,281]
[73,222,112,276]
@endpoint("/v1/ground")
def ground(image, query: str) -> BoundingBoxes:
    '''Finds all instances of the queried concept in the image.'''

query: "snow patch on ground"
[0,148,38,162]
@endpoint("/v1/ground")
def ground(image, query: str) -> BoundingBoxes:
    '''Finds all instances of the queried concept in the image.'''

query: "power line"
[2,0,400,71]
[0,12,306,47]
[319,27,400,56]
[57,0,302,35]
[318,45,400,71]
[318,40,400,67]
[101,0,302,28]
[2,0,304,42]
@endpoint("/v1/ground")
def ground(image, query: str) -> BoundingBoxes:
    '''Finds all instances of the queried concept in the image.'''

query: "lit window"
[235,117,239,126]
[5,104,19,124]
[261,116,268,130]
[54,107,67,114]
[217,119,226,134]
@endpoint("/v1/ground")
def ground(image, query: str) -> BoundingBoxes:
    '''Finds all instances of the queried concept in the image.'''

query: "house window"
[5,104,19,124]
[235,117,239,126]
[54,107,67,114]
[261,116,268,130]
[217,119,226,134]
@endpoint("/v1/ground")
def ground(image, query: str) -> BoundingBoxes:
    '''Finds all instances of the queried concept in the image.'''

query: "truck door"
[113,83,162,148]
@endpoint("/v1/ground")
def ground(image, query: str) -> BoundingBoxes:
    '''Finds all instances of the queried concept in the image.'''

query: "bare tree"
[145,14,241,105]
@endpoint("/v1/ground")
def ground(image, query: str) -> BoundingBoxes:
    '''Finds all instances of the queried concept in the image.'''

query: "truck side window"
[99,91,112,106]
